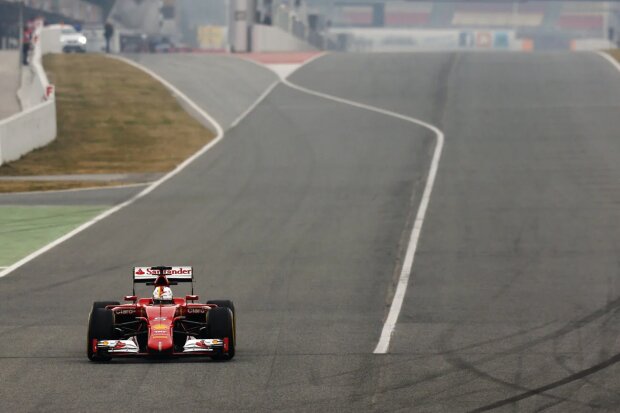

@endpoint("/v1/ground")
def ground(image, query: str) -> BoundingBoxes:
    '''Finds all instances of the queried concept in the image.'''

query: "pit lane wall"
[1,19,56,166]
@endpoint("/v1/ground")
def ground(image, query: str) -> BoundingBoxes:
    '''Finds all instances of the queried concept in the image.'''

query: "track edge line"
[278,69,445,355]
[594,50,620,73]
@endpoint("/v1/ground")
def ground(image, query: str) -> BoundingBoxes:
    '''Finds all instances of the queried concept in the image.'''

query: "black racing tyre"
[207,300,235,318]
[91,301,120,312]
[87,308,114,362]
[206,307,235,361]
[207,300,236,356]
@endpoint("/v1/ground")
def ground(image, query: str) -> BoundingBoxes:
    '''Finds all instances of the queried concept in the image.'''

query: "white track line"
[284,53,328,77]
[595,51,620,72]
[230,81,280,128]
[235,52,327,81]
[271,59,445,354]
[240,53,445,353]
[0,55,275,279]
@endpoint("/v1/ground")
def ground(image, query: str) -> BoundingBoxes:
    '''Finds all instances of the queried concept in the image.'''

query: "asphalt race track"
[2,52,620,412]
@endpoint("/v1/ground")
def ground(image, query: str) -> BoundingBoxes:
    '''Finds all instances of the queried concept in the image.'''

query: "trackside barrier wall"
[1,19,57,166]
[0,101,56,164]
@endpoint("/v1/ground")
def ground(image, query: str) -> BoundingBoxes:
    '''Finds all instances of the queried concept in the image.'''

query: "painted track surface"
[2,52,620,412]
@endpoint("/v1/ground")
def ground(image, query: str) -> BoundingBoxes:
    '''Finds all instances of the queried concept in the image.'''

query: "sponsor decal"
[187,308,206,314]
[493,32,510,49]
[197,26,227,50]
[134,266,193,277]
[151,323,169,337]
[115,309,135,315]
[476,31,492,48]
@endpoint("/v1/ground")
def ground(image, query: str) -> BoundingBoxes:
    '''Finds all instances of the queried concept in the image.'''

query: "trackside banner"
[133,266,193,282]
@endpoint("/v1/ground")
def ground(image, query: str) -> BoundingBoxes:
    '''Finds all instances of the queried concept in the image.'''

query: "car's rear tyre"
[205,307,235,361]
[87,308,115,362]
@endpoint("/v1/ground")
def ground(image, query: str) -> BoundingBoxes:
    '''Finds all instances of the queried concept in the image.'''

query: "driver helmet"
[153,286,173,304]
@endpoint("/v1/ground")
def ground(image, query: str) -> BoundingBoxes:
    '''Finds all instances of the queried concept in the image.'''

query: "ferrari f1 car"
[87,266,235,361]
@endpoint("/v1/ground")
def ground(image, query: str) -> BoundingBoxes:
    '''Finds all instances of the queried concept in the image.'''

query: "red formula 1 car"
[87,266,235,361]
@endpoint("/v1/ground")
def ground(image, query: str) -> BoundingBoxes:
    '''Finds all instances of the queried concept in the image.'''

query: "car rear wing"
[133,266,194,294]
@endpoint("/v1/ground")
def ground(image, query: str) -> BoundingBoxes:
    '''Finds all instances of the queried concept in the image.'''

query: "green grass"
[0,205,107,266]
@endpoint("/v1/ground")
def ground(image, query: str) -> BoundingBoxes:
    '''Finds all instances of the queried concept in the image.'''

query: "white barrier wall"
[19,21,55,109]
[252,25,316,52]
[1,19,57,166]
[17,48,54,109]
[0,101,56,164]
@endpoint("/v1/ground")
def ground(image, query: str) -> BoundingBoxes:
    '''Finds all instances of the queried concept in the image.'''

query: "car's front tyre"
[87,308,115,362]
[205,307,235,361]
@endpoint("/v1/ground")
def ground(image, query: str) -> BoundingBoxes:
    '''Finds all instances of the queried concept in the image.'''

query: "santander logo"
[146,268,191,275]
[134,267,192,276]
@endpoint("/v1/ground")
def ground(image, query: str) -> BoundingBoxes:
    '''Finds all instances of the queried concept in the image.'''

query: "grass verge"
[0,54,214,191]
[0,205,107,266]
